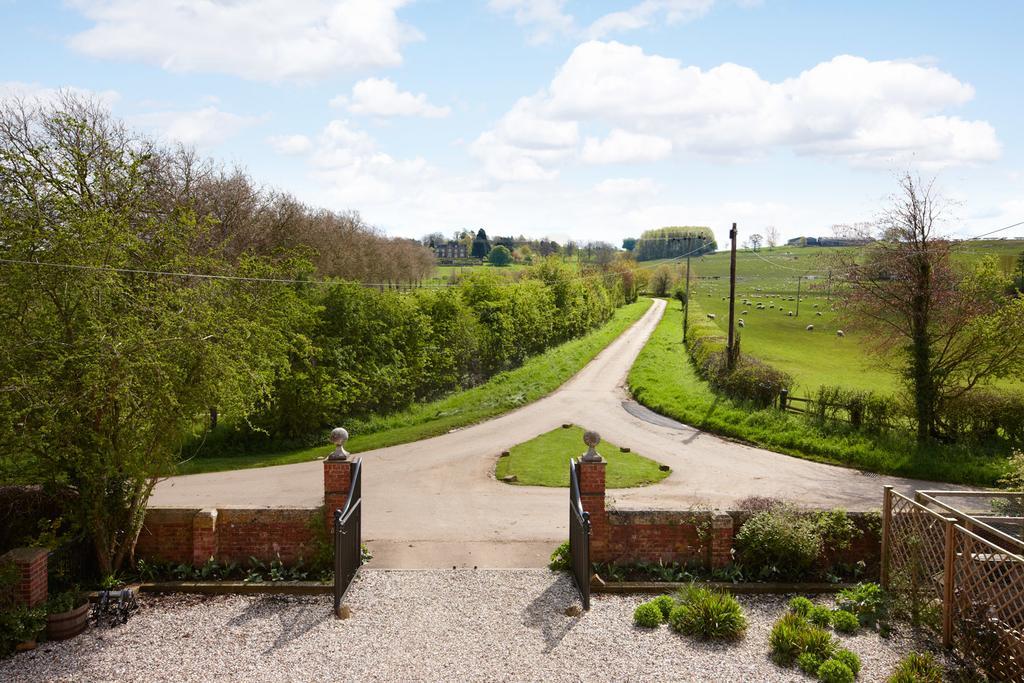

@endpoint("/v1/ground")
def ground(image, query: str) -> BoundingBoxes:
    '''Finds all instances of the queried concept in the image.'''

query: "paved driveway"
[151,298,949,566]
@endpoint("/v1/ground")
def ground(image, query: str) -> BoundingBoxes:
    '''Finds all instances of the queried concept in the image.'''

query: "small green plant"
[46,588,86,615]
[836,582,887,626]
[797,652,824,676]
[0,605,47,655]
[818,658,855,683]
[815,508,861,553]
[769,613,837,666]
[548,541,571,571]
[633,601,664,628]
[360,544,373,564]
[808,605,833,627]
[668,586,747,640]
[734,505,822,580]
[886,652,943,683]
[831,610,859,634]
[652,594,676,620]
[834,649,862,677]
[789,596,814,617]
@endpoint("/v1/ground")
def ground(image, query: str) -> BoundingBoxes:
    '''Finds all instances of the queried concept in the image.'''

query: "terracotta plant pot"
[47,602,90,641]
[15,640,36,652]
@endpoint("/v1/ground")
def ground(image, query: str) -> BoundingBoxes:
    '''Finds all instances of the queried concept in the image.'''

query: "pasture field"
[641,240,1024,395]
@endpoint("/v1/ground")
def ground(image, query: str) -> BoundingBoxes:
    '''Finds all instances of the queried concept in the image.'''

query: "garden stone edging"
[591,579,859,595]
[137,581,332,596]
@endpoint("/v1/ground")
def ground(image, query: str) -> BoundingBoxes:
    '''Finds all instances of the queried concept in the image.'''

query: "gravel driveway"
[1,570,942,682]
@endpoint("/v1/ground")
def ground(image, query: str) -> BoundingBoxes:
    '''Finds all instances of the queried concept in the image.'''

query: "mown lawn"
[177,298,653,475]
[626,299,1010,487]
[494,425,669,488]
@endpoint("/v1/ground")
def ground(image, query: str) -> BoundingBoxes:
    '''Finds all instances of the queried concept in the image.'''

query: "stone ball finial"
[581,430,603,462]
[328,427,350,461]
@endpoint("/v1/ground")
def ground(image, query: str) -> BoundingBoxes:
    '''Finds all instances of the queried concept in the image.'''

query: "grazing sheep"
[787,311,794,316]
[742,310,749,315]
[707,313,716,320]
[806,324,814,331]
[738,319,745,327]
[836,330,845,337]
[813,304,819,308]
[816,311,822,317]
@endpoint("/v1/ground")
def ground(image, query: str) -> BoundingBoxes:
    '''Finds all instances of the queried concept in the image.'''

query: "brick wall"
[578,459,881,572]
[136,507,320,566]
[1,547,48,607]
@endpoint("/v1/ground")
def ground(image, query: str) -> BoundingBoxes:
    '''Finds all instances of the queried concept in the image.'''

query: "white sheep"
[738,319,745,327]
[707,313,716,320]
[816,311,822,317]
[806,324,814,331]
[836,330,845,337]
[742,310,749,315]
[787,311,794,316]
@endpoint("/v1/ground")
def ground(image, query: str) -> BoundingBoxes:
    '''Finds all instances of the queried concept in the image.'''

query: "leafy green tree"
[487,244,512,266]
[622,237,637,251]
[0,96,314,573]
[837,174,1024,442]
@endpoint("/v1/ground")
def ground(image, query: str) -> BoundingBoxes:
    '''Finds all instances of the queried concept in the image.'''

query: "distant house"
[434,241,468,260]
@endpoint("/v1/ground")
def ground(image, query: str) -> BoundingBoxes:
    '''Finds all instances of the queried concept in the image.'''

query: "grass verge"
[177,298,653,475]
[495,425,669,488]
[627,300,1009,486]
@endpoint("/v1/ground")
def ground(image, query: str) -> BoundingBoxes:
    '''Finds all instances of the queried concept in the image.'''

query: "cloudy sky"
[2,1,1022,247]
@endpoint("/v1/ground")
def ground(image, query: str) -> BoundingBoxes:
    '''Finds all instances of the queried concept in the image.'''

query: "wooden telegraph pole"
[682,249,693,342]
[795,275,803,317]
[727,223,738,369]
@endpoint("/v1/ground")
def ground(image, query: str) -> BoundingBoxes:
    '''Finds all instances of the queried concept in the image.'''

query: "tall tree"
[764,226,780,249]
[622,237,638,252]
[0,95,314,573]
[836,174,1024,442]
[471,228,490,259]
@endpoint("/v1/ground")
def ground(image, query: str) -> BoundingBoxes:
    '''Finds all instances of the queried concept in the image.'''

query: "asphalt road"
[151,298,949,567]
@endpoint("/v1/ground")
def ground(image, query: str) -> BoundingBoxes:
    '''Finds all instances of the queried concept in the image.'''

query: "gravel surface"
[1,570,944,682]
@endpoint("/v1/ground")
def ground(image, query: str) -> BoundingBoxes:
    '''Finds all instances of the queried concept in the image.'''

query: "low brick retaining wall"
[136,507,320,566]
[579,459,881,571]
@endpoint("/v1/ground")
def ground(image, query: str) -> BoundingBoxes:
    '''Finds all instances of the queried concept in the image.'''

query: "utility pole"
[682,256,691,342]
[727,223,738,369]
[795,275,802,317]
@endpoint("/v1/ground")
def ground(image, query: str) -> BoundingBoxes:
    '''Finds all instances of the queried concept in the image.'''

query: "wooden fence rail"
[882,486,1024,681]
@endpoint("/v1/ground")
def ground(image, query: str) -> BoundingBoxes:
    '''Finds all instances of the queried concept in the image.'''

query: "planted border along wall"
[580,459,880,571]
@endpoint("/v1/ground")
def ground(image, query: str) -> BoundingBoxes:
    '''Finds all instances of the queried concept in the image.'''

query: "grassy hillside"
[643,240,1024,395]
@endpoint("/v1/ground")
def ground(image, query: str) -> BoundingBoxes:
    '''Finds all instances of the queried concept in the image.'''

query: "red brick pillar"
[578,459,609,560]
[192,508,219,566]
[1,548,48,607]
[324,458,355,531]
[710,512,734,569]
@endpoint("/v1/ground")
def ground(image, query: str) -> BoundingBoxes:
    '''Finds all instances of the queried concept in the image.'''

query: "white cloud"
[67,0,420,83]
[268,134,313,155]
[594,177,661,195]
[581,129,672,163]
[488,0,573,44]
[586,0,716,39]
[308,119,433,204]
[476,41,999,178]
[335,78,450,118]
[0,81,120,107]
[470,95,579,181]
[132,106,259,146]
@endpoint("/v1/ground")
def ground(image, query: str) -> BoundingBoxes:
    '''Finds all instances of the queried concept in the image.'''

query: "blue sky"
[2,1,1022,247]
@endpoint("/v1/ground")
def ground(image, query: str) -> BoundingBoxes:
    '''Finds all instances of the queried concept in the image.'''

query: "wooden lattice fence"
[882,486,1024,682]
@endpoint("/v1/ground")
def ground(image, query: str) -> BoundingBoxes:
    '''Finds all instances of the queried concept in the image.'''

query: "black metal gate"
[333,459,362,613]
[569,458,591,610]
